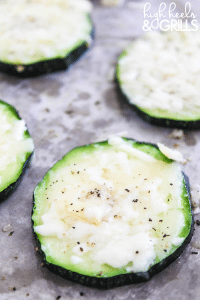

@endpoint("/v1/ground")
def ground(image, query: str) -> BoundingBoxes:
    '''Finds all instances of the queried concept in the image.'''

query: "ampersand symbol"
[142,20,152,31]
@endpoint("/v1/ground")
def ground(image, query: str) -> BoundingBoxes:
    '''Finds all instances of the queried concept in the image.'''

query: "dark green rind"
[32,139,193,289]
[115,73,200,130]
[0,100,34,202]
[0,26,94,78]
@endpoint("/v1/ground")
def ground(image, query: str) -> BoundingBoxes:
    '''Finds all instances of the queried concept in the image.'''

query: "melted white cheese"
[158,143,185,163]
[34,138,186,273]
[0,106,34,180]
[118,28,200,116]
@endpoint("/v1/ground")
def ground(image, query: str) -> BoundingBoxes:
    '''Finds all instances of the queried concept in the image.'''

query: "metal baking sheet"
[1,1,200,299]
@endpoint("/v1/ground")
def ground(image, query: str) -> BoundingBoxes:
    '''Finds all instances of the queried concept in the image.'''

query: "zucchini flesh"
[32,137,193,288]
[0,0,93,77]
[116,29,200,129]
[0,100,34,201]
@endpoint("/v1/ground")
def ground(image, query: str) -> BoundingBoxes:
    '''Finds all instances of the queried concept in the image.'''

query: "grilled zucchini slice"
[32,137,193,288]
[116,29,200,129]
[0,100,34,202]
[0,0,93,77]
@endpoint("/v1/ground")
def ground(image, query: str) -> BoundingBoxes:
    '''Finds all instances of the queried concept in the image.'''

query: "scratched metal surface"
[0,0,200,299]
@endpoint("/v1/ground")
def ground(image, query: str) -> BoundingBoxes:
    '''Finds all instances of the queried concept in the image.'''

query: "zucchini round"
[0,100,34,202]
[32,137,193,289]
[0,0,93,77]
[116,29,200,129]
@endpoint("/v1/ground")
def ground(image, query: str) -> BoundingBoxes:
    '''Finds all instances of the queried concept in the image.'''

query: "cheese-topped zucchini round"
[0,0,93,77]
[116,29,200,129]
[32,137,193,289]
[0,100,34,202]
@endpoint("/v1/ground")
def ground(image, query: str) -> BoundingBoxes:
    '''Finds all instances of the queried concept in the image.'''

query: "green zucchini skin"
[0,29,94,78]
[32,139,193,289]
[116,76,200,130]
[0,100,34,202]
[0,153,33,203]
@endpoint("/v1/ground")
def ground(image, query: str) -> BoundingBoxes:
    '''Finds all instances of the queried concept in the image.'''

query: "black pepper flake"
[196,220,200,226]
[191,251,198,255]
[81,208,84,211]
[132,199,138,202]
[148,191,151,193]
[80,292,84,296]
[70,203,73,205]
[77,242,80,244]
[149,218,152,222]
[98,271,103,276]
[159,220,163,223]
[163,249,167,252]
[9,231,14,236]
[135,251,139,254]
[170,183,173,186]
[72,227,75,229]
[80,247,83,252]
[152,228,156,231]
[144,207,147,209]
[163,234,170,238]
[56,296,61,300]
[77,171,80,174]
[125,189,130,192]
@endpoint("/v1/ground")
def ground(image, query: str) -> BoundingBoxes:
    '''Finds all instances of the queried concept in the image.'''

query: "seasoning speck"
[80,292,84,296]
[132,199,138,202]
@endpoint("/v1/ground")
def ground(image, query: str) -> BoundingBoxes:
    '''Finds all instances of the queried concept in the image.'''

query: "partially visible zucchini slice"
[116,29,200,129]
[0,0,93,77]
[32,137,193,289]
[0,100,34,202]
